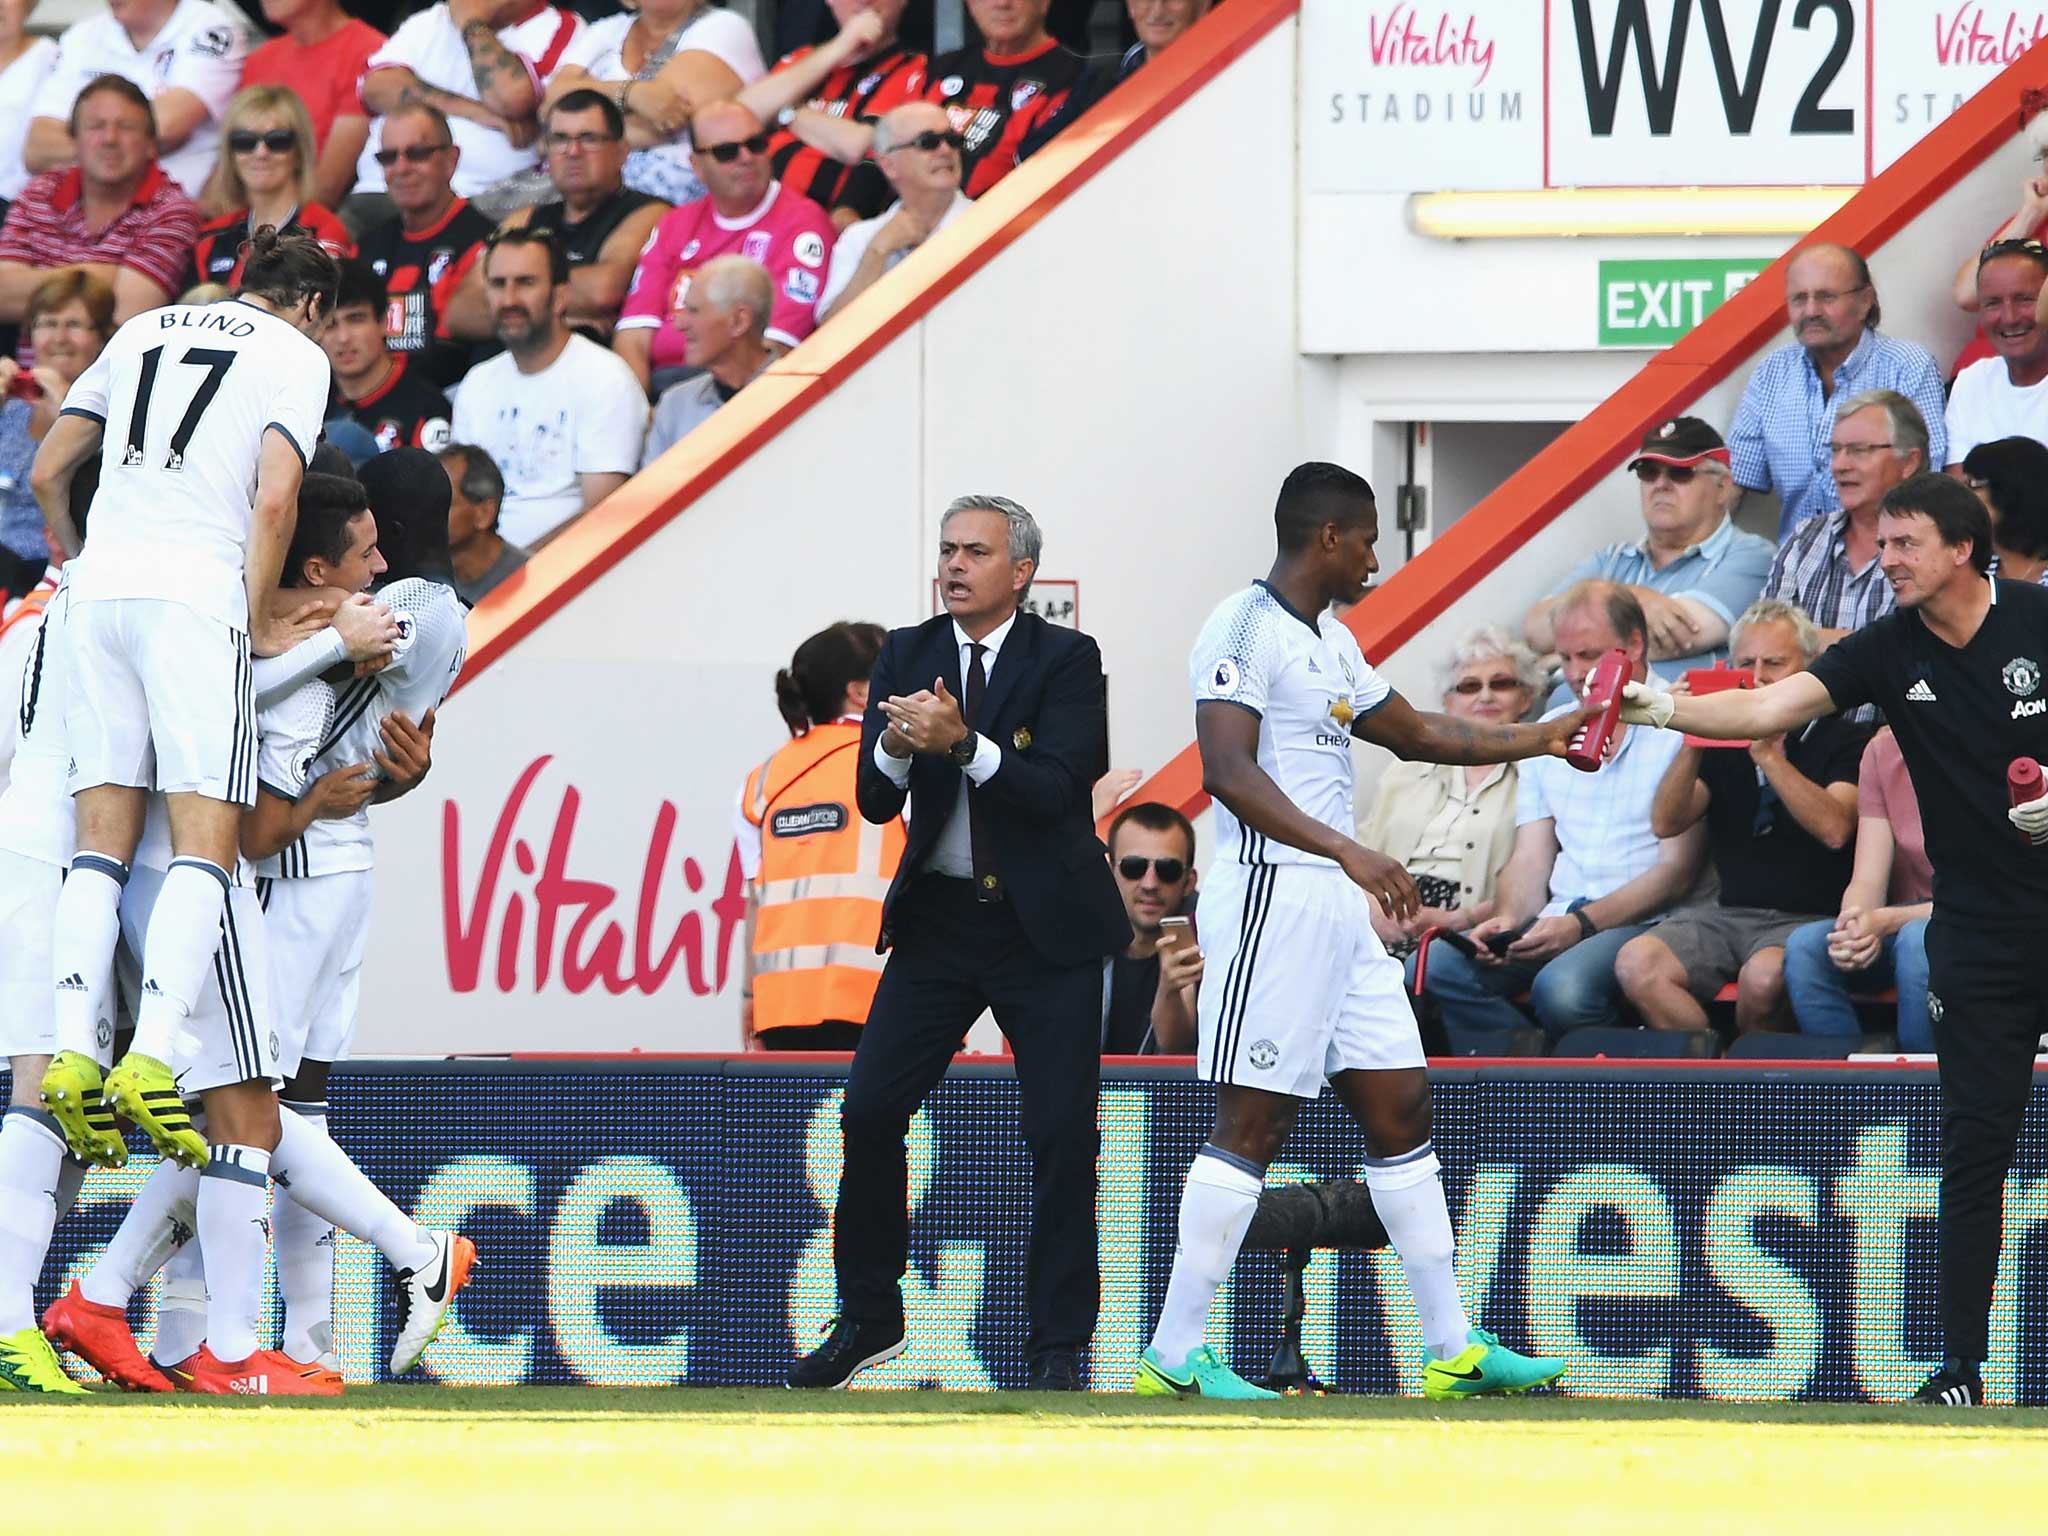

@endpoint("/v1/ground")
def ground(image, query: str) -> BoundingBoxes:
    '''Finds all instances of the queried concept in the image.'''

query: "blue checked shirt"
[1764,506,1893,721]
[1548,515,1776,670]
[1727,329,1948,541]
[1517,698,1688,918]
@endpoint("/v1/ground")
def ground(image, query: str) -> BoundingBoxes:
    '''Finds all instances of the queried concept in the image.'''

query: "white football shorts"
[62,597,256,805]
[1195,859,1426,1099]
[120,862,278,1095]
[257,869,371,1077]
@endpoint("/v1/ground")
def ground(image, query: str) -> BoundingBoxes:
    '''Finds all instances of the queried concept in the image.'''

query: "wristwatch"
[946,732,978,769]
[1572,907,1598,940]
[776,105,799,128]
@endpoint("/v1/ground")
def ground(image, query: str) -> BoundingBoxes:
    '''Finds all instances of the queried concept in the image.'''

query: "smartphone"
[1155,915,1194,955]
[1434,928,1481,960]
[1682,666,1754,749]
[1484,917,1538,957]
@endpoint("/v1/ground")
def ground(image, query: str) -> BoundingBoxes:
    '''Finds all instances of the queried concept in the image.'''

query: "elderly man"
[614,100,835,394]
[0,78,200,331]
[639,255,773,466]
[1763,389,1928,655]
[1613,599,1869,1035]
[440,442,526,604]
[1525,417,1774,675]
[445,90,667,342]
[353,105,497,388]
[1945,239,2048,470]
[358,0,583,206]
[1420,582,1707,1042]
[819,101,971,319]
[24,0,247,198]
[449,227,647,546]
[1727,243,1945,541]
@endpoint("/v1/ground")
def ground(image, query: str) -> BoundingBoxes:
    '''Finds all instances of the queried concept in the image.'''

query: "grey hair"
[694,254,772,340]
[1444,624,1541,695]
[941,494,1041,596]
[1730,597,1820,662]
[1834,387,1930,469]
[439,442,503,506]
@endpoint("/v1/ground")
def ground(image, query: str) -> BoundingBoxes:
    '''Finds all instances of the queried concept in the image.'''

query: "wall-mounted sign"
[1598,256,1772,344]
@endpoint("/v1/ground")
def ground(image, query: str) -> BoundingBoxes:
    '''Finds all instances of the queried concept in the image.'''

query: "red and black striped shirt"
[919,39,1086,199]
[767,46,927,221]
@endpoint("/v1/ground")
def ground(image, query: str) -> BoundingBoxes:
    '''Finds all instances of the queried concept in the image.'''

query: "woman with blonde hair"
[192,85,354,288]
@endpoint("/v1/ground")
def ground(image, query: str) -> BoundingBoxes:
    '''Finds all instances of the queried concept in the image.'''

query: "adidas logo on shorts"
[56,973,87,991]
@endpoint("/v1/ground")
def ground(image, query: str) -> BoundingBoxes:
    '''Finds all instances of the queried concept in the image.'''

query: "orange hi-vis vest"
[0,577,55,650]
[742,721,906,1033]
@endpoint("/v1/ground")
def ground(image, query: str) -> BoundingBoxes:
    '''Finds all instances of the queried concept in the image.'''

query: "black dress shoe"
[787,1316,906,1389]
[1025,1351,1086,1391]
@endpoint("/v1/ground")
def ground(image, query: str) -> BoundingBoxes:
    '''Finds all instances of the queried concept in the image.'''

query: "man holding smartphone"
[1102,802,1201,1054]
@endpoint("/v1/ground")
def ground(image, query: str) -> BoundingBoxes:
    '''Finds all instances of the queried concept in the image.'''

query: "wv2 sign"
[1550,0,1864,186]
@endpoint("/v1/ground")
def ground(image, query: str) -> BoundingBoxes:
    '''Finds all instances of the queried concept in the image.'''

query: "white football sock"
[198,1143,270,1364]
[273,1103,436,1272]
[132,858,230,1063]
[1365,1143,1472,1361]
[151,1241,208,1367]
[1148,1145,1264,1371]
[0,1107,67,1332]
[50,856,126,1060]
[81,1158,200,1308]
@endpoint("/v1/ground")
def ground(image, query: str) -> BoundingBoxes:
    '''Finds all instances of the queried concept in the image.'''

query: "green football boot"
[103,1053,206,1170]
[1133,1344,1278,1400]
[0,1325,87,1395]
[37,1050,126,1167]
[1422,1327,1567,1400]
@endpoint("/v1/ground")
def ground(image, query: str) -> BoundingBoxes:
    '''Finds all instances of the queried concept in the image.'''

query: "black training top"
[1807,577,2048,931]
[1697,715,1870,914]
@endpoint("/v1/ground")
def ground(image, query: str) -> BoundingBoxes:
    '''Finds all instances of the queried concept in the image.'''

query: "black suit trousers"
[834,875,1102,1360]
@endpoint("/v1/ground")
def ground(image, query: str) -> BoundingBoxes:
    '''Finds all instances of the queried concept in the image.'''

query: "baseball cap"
[1628,416,1731,472]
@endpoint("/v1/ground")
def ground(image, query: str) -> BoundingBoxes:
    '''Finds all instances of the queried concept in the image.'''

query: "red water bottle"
[2010,756,2044,843]
[1565,649,1630,774]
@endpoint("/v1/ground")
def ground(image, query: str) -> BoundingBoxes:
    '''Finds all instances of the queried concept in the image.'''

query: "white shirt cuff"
[961,733,1002,785]
[873,734,912,786]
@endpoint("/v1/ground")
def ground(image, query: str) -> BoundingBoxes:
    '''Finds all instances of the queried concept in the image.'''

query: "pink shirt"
[1856,730,1932,905]
[616,181,834,371]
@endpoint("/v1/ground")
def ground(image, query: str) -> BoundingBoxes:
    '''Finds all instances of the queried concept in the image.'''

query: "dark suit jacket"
[857,611,1131,968]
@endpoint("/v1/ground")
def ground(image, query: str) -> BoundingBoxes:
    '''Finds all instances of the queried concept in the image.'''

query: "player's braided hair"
[777,622,887,736]
[238,225,341,320]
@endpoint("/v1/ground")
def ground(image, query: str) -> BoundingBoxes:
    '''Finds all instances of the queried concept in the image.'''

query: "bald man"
[818,101,972,320]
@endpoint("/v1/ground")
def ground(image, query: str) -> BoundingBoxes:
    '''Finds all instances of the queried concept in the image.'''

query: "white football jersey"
[59,300,331,631]
[1188,582,1392,869]
[261,578,466,878]
[0,575,74,867]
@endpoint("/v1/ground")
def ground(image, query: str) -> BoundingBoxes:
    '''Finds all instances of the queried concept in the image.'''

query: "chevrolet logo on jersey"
[1329,697,1354,728]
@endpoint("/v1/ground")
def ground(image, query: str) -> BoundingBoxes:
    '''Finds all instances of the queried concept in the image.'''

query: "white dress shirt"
[872,612,1014,878]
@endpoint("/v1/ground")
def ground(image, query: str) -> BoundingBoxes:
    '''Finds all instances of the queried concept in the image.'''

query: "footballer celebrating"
[1138,463,1578,1401]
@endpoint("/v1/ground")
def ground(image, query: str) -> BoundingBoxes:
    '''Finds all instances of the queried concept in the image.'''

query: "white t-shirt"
[0,575,73,866]
[60,299,332,631]
[32,0,249,197]
[449,333,647,546]
[559,8,765,204]
[0,38,58,203]
[820,190,972,314]
[1188,581,1393,870]
[356,3,584,196]
[1944,356,2048,468]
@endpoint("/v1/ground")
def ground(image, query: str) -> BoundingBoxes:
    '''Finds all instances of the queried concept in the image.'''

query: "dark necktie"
[964,642,1000,900]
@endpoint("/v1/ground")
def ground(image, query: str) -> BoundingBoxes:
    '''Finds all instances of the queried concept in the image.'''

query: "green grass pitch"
[9,1388,2048,1532]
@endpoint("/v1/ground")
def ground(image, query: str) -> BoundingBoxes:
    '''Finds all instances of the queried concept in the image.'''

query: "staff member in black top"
[1620,473,2048,1406]
[787,494,1130,1393]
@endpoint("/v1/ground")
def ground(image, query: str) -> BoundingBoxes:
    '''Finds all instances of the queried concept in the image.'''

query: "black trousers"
[835,875,1102,1360]
[1926,917,2048,1363]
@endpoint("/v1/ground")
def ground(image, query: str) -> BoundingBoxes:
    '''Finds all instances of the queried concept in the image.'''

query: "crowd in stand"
[0,0,1211,602]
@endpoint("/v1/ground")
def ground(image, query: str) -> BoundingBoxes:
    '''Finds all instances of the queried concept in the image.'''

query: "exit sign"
[1599,259,1771,347]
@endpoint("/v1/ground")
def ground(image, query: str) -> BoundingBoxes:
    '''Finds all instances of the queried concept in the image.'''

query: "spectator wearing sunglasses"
[240,0,387,210]
[190,86,354,290]
[353,104,497,388]
[1763,390,1928,676]
[1726,242,1945,542]
[818,101,969,321]
[1358,626,1538,960]
[1102,802,1200,1055]
[613,99,833,395]
[1944,239,2048,471]
[1525,417,1774,679]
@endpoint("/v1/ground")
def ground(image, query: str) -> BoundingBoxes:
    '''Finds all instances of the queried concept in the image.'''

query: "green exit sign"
[1599,259,1771,347]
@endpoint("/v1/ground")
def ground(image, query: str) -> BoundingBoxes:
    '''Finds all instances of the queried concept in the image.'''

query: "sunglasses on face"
[697,133,770,163]
[1117,856,1186,883]
[898,129,966,153]
[1452,675,1521,695]
[373,143,450,167]
[229,128,295,155]
[1632,462,1700,485]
